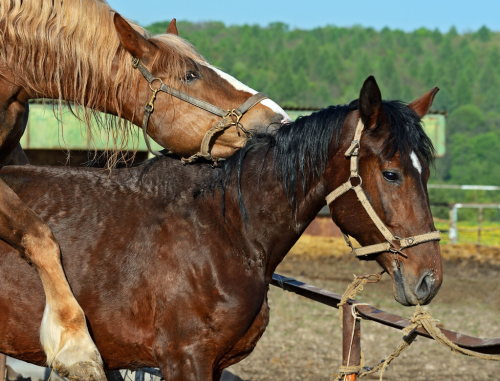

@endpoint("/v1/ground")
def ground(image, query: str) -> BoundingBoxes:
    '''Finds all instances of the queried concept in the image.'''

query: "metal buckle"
[132,57,140,69]
[406,237,415,245]
[225,109,251,137]
[345,140,360,157]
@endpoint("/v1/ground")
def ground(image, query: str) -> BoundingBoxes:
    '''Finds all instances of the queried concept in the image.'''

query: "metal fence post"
[449,204,458,244]
[135,370,145,381]
[477,207,483,248]
[342,305,361,381]
[0,354,6,381]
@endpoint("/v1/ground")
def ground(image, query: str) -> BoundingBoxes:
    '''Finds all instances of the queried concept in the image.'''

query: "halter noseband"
[325,118,441,258]
[132,57,269,164]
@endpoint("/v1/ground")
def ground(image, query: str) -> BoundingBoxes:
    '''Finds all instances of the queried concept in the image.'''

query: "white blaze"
[206,64,291,123]
[410,151,422,174]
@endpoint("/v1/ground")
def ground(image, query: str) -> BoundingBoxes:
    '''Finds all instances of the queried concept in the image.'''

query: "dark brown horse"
[0,77,442,380]
[0,1,289,378]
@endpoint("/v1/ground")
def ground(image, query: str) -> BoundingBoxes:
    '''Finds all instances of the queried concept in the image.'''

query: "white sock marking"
[410,151,422,174]
[205,64,291,123]
[40,301,103,368]
[40,303,62,365]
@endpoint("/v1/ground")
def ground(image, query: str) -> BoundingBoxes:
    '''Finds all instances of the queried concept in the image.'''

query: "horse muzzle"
[392,262,442,306]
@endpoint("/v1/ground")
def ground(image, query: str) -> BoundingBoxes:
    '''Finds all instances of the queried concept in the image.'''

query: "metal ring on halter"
[389,236,408,258]
[389,236,402,253]
[348,175,363,189]
[149,78,163,92]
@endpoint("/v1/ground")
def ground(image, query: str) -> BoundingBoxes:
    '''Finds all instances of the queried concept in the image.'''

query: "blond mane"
[0,0,206,166]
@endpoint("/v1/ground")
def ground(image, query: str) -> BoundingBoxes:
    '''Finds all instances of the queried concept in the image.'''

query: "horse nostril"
[415,273,434,302]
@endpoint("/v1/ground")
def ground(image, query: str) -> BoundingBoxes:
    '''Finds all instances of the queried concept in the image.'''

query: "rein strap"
[325,118,441,258]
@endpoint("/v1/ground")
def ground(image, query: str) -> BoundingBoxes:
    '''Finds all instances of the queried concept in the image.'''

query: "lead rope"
[334,274,500,381]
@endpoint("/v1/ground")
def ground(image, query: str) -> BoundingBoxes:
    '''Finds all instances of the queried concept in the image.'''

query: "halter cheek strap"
[325,119,441,258]
[132,57,269,163]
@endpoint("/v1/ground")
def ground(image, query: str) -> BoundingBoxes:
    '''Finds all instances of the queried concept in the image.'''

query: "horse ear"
[114,13,154,60]
[358,76,385,129]
[408,87,440,118]
[167,19,178,35]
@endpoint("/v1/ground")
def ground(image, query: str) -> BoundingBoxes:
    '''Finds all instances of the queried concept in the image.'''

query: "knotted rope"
[333,273,383,381]
[334,273,500,381]
[337,272,383,329]
[409,307,500,362]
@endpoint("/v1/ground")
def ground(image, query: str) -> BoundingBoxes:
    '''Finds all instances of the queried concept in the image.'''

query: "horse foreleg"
[0,179,105,381]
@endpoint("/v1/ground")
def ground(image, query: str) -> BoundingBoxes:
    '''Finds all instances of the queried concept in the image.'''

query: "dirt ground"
[226,236,500,381]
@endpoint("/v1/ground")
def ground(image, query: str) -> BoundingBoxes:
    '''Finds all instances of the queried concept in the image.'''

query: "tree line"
[146,21,500,191]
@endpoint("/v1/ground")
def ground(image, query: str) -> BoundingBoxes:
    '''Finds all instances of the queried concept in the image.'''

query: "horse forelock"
[149,34,206,74]
[377,101,436,168]
[0,0,206,168]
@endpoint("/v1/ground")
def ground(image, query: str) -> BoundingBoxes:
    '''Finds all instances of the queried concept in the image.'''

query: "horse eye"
[383,171,399,182]
[183,72,197,82]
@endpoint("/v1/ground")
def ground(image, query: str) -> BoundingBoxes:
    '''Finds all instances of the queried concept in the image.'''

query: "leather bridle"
[132,57,269,164]
[325,118,441,259]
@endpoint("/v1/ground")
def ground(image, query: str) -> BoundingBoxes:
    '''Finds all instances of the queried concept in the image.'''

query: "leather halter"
[132,57,269,164]
[325,118,441,258]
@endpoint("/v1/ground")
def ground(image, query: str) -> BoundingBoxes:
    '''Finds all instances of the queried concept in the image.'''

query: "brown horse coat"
[0,78,442,380]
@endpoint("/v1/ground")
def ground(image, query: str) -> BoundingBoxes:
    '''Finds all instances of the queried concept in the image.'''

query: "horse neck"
[228,148,339,281]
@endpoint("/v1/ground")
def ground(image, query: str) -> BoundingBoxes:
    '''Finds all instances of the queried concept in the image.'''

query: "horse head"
[327,76,442,306]
[113,15,290,160]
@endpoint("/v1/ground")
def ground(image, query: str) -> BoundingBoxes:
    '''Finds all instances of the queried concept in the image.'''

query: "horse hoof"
[54,361,106,381]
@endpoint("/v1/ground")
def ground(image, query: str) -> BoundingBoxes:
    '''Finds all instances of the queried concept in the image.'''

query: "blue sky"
[107,0,499,33]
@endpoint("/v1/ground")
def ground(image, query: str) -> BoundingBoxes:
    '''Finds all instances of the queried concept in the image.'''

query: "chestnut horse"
[0,77,441,380]
[0,1,289,378]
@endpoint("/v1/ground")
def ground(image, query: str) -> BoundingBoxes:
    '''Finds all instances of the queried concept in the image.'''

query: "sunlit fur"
[219,100,435,218]
[0,0,206,165]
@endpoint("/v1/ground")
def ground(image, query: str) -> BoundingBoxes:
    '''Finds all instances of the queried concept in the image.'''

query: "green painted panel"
[421,114,446,157]
[20,105,446,157]
[286,110,446,157]
[20,104,163,152]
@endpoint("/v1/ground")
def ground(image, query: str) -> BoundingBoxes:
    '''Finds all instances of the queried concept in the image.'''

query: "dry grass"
[441,244,500,265]
[289,235,500,265]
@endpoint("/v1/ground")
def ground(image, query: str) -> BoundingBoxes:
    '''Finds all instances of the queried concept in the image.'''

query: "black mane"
[220,99,435,219]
